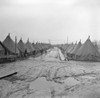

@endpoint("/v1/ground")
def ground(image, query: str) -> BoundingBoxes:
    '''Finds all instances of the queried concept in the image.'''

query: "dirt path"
[0,57,100,98]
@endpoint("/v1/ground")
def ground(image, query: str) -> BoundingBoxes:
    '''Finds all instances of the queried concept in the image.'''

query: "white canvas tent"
[18,38,27,53]
[3,34,19,55]
[70,40,82,55]
[75,36,100,61]
[26,39,35,53]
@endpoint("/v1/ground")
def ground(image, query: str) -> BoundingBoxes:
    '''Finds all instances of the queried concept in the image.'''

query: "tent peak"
[75,41,77,44]
[8,33,10,37]
[27,38,29,42]
[88,35,90,39]
[20,37,22,41]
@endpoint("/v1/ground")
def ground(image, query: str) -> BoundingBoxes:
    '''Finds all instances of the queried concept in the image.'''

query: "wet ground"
[0,49,100,98]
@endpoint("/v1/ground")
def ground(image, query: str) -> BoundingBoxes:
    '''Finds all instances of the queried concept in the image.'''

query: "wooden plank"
[0,72,17,79]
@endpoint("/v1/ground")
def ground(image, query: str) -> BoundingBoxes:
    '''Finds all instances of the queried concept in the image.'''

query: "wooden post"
[48,39,51,44]
[67,36,68,44]
[15,36,17,55]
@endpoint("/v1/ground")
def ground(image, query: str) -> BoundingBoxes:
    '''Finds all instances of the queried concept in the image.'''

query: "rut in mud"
[0,51,100,98]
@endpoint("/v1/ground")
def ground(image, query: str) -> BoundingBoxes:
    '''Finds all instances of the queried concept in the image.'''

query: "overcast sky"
[0,0,100,44]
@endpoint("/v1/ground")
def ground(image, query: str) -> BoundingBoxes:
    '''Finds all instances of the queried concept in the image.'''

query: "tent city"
[1,0,100,98]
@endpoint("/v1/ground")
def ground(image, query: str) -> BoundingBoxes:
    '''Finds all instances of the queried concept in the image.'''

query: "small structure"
[0,42,6,56]
[0,41,9,56]
[35,43,43,54]
[26,38,36,55]
[75,36,100,61]
[32,43,39,54]
[0,41,16,63]
[70,40,82,59]
[66,43,75,58]
[3,34,19,55]
[18,38,27,57]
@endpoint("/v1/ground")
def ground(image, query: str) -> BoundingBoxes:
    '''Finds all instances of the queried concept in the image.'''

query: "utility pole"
[15,36,17,54]
[67,36,68,44]
[48,39,51,44]
[27,37,29,42]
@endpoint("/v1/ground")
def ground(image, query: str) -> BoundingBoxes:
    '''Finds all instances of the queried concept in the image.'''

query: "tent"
[75,37,100,61]
[18,38,27,56]
[38,43,44,50]
[0,41,7,56]
[65,43,75,58]
[25,39,36,54]
[93,43,99,52]
[70,40,82,55]
[59,44,69,54]
[58,48,66,60]
[32,43,40,52]
[35,43,44,54]
[66,43,75,54]
[36,43,43,51]
[97,44,100,53]
[3,34,19,55]
[62,44,69,51]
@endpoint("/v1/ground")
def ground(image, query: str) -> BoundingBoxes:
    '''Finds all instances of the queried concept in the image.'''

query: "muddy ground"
[0,54,100,98]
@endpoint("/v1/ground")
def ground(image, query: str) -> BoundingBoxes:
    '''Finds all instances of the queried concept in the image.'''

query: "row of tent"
[59,36,100,62]
[0,34,51,58]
